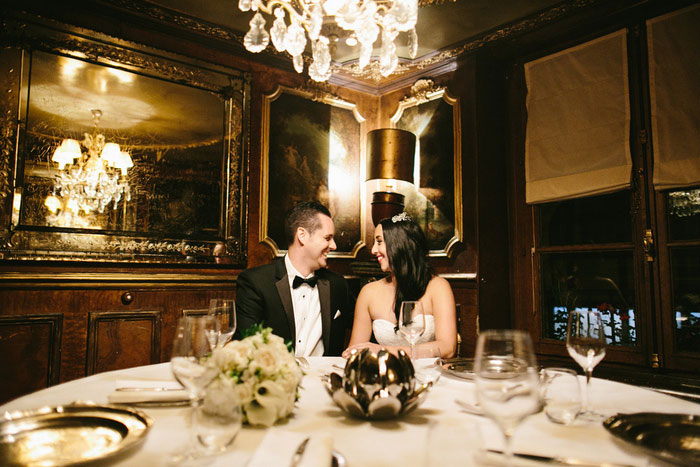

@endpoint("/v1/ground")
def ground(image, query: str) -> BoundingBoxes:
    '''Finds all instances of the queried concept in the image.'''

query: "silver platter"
[0,402,152,466]
[438,358,475,380]
[603,412,700,466]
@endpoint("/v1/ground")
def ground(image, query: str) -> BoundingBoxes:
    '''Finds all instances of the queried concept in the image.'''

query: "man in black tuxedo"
[235,201,353,356]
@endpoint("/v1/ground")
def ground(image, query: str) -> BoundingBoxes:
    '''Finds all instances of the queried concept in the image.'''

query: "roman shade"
[647,4,700,191]
[524,30,631,204]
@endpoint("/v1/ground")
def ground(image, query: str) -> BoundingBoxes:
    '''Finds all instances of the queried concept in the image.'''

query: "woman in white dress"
[342,213,457,359]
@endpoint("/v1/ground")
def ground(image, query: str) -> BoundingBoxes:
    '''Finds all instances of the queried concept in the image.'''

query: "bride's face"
[371,224,390,272]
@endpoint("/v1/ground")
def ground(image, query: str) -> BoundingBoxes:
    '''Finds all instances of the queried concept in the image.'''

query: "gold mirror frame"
[0,14,250,264]
[390,79,463,257]
[260,85,366,258]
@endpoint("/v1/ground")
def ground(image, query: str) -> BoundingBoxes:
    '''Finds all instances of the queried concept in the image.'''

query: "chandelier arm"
[257,0,310,24]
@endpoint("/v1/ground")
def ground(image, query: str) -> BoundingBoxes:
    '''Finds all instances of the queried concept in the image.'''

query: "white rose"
[211,340,253,372]
[250,347,281,377]
[246,333,265,349]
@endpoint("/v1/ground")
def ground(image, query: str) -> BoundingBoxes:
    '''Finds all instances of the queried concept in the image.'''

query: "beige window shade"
[648,4,700,191]
[524,30,631,204]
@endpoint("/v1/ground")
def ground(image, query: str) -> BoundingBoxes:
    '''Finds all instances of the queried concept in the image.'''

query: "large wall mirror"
[0,16,249,264]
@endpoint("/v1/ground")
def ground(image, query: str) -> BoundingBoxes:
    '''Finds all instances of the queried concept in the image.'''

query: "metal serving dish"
[603,412,700,466]
[0,401,152,466]
[323,348,432,420]
[438,357,475,380]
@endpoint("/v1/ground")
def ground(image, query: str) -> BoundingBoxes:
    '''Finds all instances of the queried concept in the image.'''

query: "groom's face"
[303,214,336,271]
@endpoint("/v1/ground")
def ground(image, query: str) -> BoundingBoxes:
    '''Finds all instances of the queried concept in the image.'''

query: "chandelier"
[238,0,419,81]
[668,188,700,217]
[45,109,133,219]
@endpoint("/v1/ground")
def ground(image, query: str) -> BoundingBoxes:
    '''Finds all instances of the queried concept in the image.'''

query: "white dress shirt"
[285,255,324,357]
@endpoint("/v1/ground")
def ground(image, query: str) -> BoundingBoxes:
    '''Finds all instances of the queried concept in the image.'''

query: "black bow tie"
[292,275,318,289]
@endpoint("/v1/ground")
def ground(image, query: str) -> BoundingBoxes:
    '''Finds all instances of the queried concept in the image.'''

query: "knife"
[289,437,310,467]
[486,449,635,467]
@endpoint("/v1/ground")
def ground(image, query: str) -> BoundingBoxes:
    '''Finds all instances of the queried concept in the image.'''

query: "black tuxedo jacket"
[234,259,353,356]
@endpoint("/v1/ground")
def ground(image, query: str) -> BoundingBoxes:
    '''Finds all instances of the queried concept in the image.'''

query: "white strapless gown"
[372,316,436,346]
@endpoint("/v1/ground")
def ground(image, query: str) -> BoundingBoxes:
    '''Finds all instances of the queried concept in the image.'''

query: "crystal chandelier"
[45,109,133,219]
[668,188,700,217]
[239,0,419,81]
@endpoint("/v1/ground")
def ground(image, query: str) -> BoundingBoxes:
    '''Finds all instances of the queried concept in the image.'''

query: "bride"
[342,213,457,359]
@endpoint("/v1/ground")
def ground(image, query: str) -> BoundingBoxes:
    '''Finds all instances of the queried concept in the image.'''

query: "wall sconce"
[366,128,416,225]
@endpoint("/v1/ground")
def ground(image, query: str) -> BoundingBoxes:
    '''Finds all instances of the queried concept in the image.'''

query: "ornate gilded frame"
[260,85,365,258]
[0,15,250,264]
[390,79,463,257]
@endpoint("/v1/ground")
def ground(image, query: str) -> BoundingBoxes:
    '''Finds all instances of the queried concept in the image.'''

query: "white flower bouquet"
[209,324,303,426]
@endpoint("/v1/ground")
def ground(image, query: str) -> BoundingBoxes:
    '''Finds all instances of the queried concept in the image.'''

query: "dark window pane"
[667,188,700,241]
[539,191,632,246]
[671,247,700,353]
[541,251,637,347]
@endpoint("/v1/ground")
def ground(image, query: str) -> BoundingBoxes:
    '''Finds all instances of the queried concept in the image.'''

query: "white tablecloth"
[2,357,699,466]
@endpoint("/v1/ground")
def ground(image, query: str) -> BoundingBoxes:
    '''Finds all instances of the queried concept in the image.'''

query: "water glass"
[474,329,540,463]
[413,341,442,385]
[208,299,236,348]
[193,378,242,452]
[539,367,581,425]
[398,301,426,359]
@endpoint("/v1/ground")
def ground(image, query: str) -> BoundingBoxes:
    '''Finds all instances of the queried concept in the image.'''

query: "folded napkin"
[107,379,189,404]
[247,429,333,467]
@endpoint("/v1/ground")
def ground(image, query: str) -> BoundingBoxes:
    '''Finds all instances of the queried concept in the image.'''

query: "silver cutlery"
[454,398,483,415]
[486,449,635,467]
[115,386,184,392]
[289,437,310,467]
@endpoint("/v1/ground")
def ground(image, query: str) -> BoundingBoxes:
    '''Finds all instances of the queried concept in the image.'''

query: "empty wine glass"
[397,301,426,359]
[566,308,606,422]
[208,299,236,348]
[170,315,220,461]
[474,329,541,464]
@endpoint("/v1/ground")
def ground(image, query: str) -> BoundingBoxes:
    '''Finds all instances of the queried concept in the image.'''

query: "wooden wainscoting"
[0,269,237,405]
[0,314,62,404]
[86,310,162,375]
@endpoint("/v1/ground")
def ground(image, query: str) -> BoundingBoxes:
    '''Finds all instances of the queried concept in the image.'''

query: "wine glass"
[566,308,607,421]
[170,315,220,460]
[474,330,541,464]
[397,301,426,359]
[208,299,236,348]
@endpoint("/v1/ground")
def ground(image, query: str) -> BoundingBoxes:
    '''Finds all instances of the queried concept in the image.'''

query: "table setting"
[2,307,700,466]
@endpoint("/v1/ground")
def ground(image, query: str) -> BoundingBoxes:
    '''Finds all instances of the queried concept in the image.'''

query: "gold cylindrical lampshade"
[366,128,416,183]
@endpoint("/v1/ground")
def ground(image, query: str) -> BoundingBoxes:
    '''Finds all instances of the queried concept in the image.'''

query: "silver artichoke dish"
[323,348,433,420]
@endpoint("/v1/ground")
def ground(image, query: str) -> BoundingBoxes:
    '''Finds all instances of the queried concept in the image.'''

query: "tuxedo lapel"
[273,261,295,344]
[317,277,331,352]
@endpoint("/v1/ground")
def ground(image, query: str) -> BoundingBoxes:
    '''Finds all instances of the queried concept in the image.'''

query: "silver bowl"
[323,349,433,419]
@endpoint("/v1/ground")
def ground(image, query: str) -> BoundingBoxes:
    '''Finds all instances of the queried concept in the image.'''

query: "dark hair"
[379,216,432,320]
[284,201,332,246]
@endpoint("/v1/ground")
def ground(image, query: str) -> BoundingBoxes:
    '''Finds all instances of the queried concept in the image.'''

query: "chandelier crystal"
[239,0,419,81]
[45,109,132,221]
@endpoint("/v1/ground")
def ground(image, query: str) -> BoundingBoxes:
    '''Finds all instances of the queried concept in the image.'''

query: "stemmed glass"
[170,315,220,461]
[397,301,426,359]
[474,329,541,464]
[566,308,607,421]
[207,299,236,348]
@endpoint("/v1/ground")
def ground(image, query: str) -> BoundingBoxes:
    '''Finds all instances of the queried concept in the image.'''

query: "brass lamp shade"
[366,128,416,183]
[366,128,416,225]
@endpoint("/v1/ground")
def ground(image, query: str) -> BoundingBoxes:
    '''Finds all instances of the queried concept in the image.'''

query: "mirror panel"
[0,16,249,264]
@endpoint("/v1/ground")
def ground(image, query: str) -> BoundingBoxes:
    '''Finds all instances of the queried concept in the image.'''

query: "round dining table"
[2,357,699,466]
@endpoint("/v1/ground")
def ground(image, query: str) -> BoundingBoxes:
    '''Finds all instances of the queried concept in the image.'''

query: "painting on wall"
[391,79,462,257]
[261,86,365,257]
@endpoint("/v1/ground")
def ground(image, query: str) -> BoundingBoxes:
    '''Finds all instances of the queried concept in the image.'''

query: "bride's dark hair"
[379,215,432,320]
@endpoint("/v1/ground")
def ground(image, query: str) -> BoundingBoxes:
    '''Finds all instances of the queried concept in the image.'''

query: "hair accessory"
[391,212,411,223]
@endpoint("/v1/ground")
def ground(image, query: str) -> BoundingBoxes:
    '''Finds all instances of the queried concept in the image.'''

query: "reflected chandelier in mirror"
[0,14,250,264]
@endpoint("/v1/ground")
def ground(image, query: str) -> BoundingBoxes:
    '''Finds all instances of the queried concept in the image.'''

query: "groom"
[235,201,353,356]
